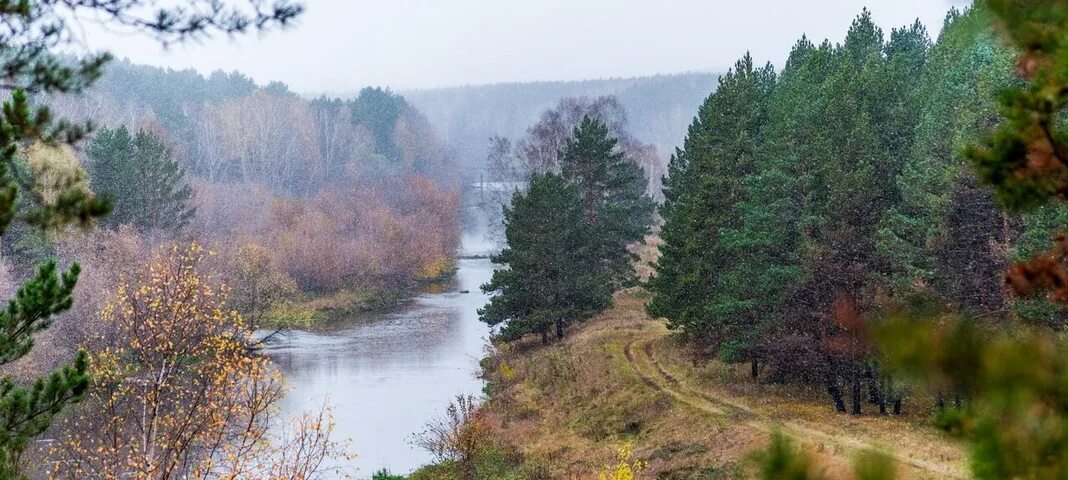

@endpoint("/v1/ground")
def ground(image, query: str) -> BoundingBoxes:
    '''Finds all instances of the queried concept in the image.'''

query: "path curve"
[621,335,968,479]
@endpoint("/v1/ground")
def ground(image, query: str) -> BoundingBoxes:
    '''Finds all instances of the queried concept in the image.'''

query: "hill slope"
[473,291,968,479]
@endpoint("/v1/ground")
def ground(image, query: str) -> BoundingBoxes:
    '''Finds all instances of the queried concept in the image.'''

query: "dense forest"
[644,4,1068,415]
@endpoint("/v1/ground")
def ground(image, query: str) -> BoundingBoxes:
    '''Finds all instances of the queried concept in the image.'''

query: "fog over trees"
[9,1,1068,479]
[405,73,718,173]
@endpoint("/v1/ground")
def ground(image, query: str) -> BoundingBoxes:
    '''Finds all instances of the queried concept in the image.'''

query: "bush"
[372,469,407,480]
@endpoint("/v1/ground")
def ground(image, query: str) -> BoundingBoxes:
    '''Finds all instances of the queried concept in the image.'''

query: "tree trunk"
[541,330,548,345]
[555,318,565,340]
[878,382,888,415]
[751,358,759,379]
[850,370,862,415]
[893,398,902,415]
[827,376,846,413]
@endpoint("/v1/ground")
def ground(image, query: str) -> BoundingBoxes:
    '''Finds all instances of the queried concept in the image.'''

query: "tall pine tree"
[559,116,654,288]
[700,55,779,371]
[480,173,611,343]
[647,54,781,369]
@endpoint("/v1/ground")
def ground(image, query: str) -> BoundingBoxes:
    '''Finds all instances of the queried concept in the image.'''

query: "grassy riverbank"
[407,289,968,479]
[263,261,460,329]
[273,288,404,325]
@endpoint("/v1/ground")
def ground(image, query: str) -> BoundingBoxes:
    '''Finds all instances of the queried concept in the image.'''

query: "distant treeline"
[39,59,462,300]
[52,60,458,193]
[403,72,720,168]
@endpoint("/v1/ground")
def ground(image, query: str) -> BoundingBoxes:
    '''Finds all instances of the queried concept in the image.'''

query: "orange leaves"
[823,295,872,361]
[1006,234,1068,302]
[1015,51,1050,80]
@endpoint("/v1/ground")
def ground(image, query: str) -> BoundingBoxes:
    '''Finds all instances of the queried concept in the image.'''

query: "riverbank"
[264,262,461,328]
[409,289,968,479]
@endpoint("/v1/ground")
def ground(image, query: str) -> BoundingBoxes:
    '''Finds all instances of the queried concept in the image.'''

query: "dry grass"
[632,235,662,283]
[480,291,968,479]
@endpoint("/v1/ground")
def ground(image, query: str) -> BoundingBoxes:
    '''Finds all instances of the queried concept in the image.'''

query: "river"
[262,256,494,478]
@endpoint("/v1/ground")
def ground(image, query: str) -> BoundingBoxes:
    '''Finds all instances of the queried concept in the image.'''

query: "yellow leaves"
[48,241,354,478]
[500,361,518,381]
[598,443,646,480]
[22,140,94,204]
[414,255,456,281]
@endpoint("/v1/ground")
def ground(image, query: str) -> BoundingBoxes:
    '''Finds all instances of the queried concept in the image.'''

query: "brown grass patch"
[478,290,968,479]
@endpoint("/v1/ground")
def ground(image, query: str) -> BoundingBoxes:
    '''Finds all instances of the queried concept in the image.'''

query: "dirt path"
[621,331,969,479]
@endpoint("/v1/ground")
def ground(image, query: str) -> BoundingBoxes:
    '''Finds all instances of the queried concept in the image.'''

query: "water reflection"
[263,258,493,477]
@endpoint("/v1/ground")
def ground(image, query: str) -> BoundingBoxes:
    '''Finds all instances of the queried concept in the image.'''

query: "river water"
[262,256,494,477]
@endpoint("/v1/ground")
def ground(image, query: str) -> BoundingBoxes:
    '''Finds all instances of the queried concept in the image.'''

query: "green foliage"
[866,2,1068,479]
[648,53,788,366]
[0,261,90,477]
[88,126,196,232]
[559,115,655,288]
[753,431,899,480]
[480,173,611,342]
[649,11,926,385]
[752,432,818,480]
[349,86,409,161]
[877,6,1016,311]
[876,316,1068,479]
[372,469,407,480]
[966,0,1068,210]
[645,3,1068,423]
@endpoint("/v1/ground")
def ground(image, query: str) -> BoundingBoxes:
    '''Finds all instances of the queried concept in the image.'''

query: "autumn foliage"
[47,244,350,479]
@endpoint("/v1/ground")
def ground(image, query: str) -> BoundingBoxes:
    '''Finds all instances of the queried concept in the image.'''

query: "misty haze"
[0,1,1063,479]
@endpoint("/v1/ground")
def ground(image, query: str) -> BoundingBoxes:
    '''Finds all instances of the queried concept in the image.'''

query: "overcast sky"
[74,0,972,94]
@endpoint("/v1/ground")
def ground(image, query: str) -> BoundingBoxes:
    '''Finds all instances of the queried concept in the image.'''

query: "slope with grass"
[477,291,968,479]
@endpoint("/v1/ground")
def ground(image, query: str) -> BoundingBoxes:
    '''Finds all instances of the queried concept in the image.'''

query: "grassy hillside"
[401,237,968,479]
[437,290,968,479]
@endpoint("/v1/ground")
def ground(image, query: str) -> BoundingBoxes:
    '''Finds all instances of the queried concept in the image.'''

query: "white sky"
[72,0,972,94]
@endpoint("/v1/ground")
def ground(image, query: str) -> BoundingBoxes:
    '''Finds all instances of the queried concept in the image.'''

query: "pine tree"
[809,10,889,298]
[877,7,1015,309]
[0,2,299,477]
[645,144,714,342]
[88,126,196,232]
[479,173,611,343]
[648,54,783,370]
[646,90,728,348]
[559,116,654,288]
[348,87,408,162]
[699,54,779,370]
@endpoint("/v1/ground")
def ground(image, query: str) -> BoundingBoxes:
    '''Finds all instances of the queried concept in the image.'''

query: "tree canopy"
[479,173,610,343]
[88,127,196,232]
